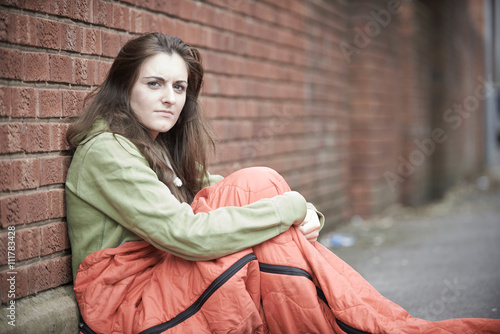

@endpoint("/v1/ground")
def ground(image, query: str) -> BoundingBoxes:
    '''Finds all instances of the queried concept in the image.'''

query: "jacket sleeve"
[203,175,325,230]
[202,171,224,187]
[71,133,308,261]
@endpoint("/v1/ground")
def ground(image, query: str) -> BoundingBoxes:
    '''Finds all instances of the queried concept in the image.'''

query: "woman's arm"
[202,167,325,235]
[67,133,308,261]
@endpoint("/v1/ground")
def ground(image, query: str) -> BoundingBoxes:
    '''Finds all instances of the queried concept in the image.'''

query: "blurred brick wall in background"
[0,0,487,303]
[420,0,487,200]
[346,0,487,214]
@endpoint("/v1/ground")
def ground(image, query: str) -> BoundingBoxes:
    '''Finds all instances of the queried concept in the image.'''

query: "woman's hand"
[295,209,321,242]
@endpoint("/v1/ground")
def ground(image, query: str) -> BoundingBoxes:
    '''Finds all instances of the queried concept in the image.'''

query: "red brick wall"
[345,0,407,216]
[390,0,435,206]
[0,0,351,303]
[0,0,487,303]
[201,0,351,223]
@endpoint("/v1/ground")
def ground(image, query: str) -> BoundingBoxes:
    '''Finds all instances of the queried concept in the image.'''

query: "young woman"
[66,33,500,333]
[65,33,322,281]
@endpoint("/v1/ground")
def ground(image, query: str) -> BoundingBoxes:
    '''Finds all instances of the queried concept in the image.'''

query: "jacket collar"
[79,119,110,145]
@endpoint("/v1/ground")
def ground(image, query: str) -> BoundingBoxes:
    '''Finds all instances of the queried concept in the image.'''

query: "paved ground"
[320,174,500,322]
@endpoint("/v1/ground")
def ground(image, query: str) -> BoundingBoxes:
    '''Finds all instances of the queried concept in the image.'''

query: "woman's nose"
[162,87,176,105]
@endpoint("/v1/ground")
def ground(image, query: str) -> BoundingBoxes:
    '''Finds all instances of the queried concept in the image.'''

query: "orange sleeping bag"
[75,167,500,333]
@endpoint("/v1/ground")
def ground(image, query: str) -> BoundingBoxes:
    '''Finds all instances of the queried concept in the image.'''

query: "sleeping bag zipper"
[259,262,329,306]
[79,315,95,334]
[259,262,371,334]
[139,252,257,334]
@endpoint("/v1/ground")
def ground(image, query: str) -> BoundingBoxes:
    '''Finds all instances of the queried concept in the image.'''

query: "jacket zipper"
[139,253,257,334]
[259,262,371,334]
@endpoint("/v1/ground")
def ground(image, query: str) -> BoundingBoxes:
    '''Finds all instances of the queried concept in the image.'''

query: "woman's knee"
[192,167,292,211]
[224,167,290,194]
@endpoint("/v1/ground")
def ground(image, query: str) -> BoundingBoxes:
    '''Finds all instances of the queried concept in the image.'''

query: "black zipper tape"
[80,255,371,334]
[139,252,257,334]
[259,262,371,334]
[259,263,313,279]
[336,318,372,334]
[79,315,95,334]
[259,262,329,306]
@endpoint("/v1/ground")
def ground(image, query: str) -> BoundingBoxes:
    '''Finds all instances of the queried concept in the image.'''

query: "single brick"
[73,0,92,22]
[35,18,61,49]
[39,89,63,118]
[160,16,176,36]
[88,59,101,85]
[41,221,69,256]
[101,30,121,58]
[74,57,92,85]
[62,90,87,117]
[10,87,38,117]
[50,0,72,17]
[24,52,50,82]
[0,194,25,228]
[27,261,53,294]
[0,48,23,80]
[0,86,11,116]
[130,8,144,33]
[53,123,71,151]
[175,0,195,20]
[49,54,73,83]
[49,123,63,151]
[61,22,82,52]
[0,123,23,154]
[82,27,101,55]
[10,159,40,191]
[52,255,72,286]
[24,191,50,224]
[16,226,42,261]
[40,156,64,186]
[0,161,13,191]
[140,11,160,35]
[48,188,66,219]
[111,2,130,31]
[93,0,112,26]
[26,123,51,153]
[4,12,32,46]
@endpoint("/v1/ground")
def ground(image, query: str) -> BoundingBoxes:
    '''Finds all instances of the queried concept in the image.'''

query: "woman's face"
[130,52,188,140]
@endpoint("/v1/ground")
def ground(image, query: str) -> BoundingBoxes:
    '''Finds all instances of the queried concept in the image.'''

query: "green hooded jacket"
[65,120,324,280]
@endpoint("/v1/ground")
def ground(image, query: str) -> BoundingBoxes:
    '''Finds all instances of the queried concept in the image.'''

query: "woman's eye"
[147,81,161,88]
[174,85,186,92]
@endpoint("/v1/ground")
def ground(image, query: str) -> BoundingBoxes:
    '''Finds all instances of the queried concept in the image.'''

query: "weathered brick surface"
[0,0,487,304]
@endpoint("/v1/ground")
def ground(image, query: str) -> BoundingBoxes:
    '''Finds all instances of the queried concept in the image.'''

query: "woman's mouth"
[156,110,174,116]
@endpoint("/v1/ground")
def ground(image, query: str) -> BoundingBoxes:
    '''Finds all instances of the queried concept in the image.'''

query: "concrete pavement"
[320,177,500,322]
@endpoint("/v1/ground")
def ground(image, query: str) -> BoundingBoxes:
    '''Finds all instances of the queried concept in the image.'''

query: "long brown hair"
[66,33,215,203]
